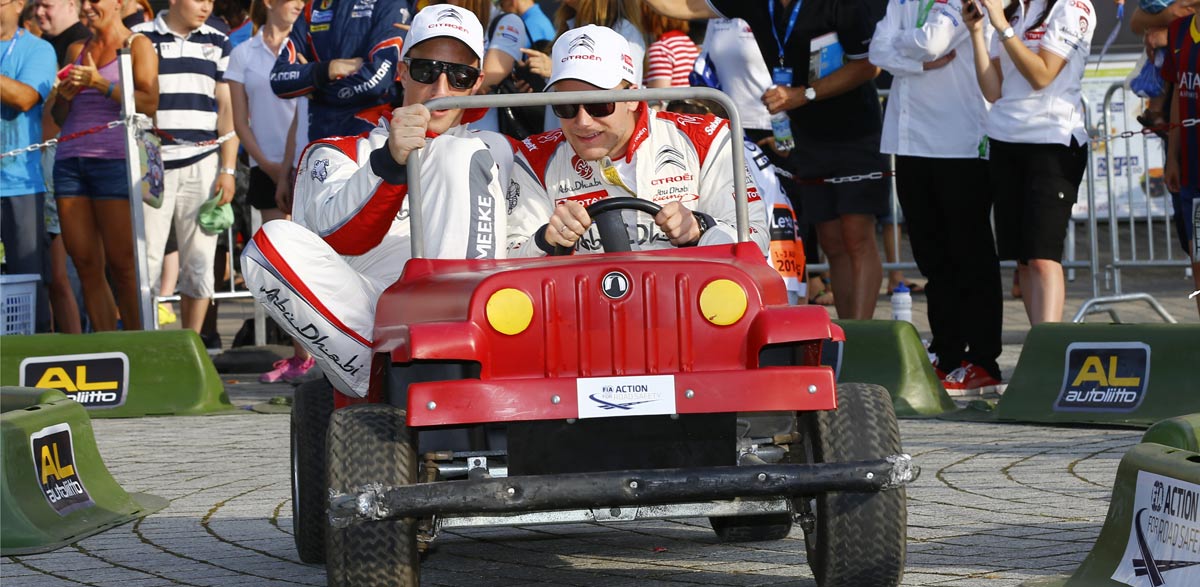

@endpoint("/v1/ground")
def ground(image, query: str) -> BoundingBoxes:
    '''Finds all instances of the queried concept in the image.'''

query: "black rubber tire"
[325,404,419,587]
[291,377,334,564]
[800,382,906,587]
[709,513,793,542]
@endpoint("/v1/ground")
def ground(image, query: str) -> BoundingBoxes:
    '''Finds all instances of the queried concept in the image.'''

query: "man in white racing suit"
[241,4,514,397]
[504,25,769,257]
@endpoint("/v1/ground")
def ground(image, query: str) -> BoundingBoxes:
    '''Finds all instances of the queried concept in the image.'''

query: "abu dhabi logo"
[436,8,463,23]
[1128,507,1200,585]
[569,34,596,54]
[655,147,687,173]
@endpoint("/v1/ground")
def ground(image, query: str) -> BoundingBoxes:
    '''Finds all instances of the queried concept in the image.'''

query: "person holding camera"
[963,0,1094,325]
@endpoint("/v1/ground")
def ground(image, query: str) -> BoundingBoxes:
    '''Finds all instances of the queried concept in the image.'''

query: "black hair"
[1023,0,1059,32]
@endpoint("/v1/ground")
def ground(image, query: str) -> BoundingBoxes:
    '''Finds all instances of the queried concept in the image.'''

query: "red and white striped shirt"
[644,30,699,87]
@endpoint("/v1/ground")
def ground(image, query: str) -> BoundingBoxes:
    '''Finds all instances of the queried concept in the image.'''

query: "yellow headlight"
[699,279,747,326]
[486,288,534,335]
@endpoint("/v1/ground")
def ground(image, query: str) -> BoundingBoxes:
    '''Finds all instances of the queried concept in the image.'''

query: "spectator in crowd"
[33,0,87,66]
[870,0,1003,393]
[216,0,251,47]
[505,25,769,258]
[51,0,157,331]
[963,0,1094,324]
[647,0,889,321]
[134,0,238,334]
[19,0,39,34]
[243,4,514,397]
[269,0,408,142]
[1,0,56,333]
[121,0,153,29]
[1130,0,1194,132]
[447,0,536,136]
[1161,0,1199,317]
[499,0,554,44]
[521,0,648,130]
[227,0,313,379]
[641,4,698,90]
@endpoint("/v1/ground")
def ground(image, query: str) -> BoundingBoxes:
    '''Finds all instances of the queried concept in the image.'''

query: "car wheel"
[799,382,906,587]
[709,512,793,542]
[326,404,419,587]
[291,377,334,564]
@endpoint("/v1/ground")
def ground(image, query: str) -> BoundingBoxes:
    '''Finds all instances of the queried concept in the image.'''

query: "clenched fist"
[388,104,432,166]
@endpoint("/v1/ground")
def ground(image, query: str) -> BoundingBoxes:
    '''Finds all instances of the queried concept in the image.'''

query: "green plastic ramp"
[1142,414,1200,454]
[991,324,1200,428]
[831,320,956,417]
[1022,442,1200,587]
[1,387,167,555]
[0,330,234,418]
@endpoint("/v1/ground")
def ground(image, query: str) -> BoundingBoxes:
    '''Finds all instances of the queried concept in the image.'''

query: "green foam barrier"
[992,324,1200,428]
[1142,414,1200,453]
[831,320,956,417]
[0,331,234,418]
[1,387,167,555]
[1021,443,1200,587]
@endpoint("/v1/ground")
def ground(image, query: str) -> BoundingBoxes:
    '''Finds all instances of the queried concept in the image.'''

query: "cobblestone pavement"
[1,395,1143,587]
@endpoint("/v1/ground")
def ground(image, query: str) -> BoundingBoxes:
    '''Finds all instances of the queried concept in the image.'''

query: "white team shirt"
[699,18,774,131]
[986,0,1095,145]
[870,0,990,157]
[226,31,302,167]
[477,13,531,133]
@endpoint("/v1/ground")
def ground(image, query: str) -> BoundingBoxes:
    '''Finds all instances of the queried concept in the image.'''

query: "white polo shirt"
[870,0,990,158]
[700,18,774,132]
[986,0,1095,146]
[225,30,302,167]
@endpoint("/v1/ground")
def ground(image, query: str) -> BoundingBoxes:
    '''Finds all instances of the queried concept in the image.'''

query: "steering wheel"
[553,197,663,255]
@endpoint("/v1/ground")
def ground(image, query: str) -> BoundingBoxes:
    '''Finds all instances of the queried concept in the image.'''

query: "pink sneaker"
[260,356,315,383]
[942,362,1004,396]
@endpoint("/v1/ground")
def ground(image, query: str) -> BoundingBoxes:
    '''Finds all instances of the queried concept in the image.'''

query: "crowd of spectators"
[1,0,1197,394]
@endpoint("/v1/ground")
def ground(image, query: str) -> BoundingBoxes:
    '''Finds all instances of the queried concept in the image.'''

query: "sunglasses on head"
[404,58,480,90]
[552,102,617,120]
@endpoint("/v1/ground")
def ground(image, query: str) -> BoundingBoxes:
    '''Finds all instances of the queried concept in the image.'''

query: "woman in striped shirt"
[641,6,697,89]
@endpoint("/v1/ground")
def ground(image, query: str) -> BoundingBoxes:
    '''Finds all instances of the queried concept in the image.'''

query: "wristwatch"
[804,87,817,102]
[1000,26,1016,41]
[219,167,237,176]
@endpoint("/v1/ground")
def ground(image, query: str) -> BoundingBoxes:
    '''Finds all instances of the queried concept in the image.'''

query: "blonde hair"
[249,0,267,30]
[556,0,646,46]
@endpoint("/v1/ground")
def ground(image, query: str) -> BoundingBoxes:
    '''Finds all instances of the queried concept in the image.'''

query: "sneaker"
[942,362,1004,397]
[281,357,317,383]
[260,356,315,383]
[157,303,177,326]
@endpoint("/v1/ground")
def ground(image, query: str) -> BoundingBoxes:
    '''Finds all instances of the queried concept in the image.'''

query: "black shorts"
[781,132,889,224]
[248,166,279,211]
[989,138,1088,263]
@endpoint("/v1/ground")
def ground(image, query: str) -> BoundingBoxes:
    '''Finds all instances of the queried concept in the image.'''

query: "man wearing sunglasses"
[505,25,769,257]
[242,4,515,398]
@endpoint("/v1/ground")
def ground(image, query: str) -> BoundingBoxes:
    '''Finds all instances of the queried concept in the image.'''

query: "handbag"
[137,130,165,208]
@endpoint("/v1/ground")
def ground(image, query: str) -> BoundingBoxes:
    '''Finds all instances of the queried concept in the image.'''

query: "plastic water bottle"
[770,111,795,152]
[891,283,912,323]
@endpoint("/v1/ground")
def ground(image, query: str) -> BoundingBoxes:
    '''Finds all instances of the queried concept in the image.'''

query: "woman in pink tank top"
[50,0,157,331]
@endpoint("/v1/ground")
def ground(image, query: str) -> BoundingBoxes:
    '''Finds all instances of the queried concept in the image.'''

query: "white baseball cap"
[547,25,637,90]
[399,4,485,64]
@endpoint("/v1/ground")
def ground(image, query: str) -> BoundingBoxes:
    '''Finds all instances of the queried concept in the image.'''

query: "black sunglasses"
[404,58,481,90]
[551,102,617,120]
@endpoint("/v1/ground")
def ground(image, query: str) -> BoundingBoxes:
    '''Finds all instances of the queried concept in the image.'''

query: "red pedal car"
[287,90,915,587]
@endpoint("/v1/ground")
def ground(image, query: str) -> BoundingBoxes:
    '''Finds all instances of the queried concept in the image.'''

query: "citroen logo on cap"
[436,8,463,22]
[602,271,630,299]
[569,34,596,54]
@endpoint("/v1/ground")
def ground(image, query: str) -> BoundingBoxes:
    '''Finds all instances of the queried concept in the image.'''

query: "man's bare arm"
[642,0,719,20]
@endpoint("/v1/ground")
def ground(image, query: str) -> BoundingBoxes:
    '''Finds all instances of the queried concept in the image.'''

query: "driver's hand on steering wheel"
[546,200,592,247]
[387,104,432,166]
[655,202,702,246]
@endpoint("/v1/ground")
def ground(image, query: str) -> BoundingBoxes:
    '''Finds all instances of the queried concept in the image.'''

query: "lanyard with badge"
[915,0,938,28]
[767,0,803,88]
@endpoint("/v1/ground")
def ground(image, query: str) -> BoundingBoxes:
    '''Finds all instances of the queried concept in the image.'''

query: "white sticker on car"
[577,375,676,419]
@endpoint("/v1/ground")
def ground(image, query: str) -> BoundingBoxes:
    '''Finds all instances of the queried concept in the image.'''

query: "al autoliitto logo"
[20,352,130,409]
[30,423,95,516]
[1054,342,1150,412]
